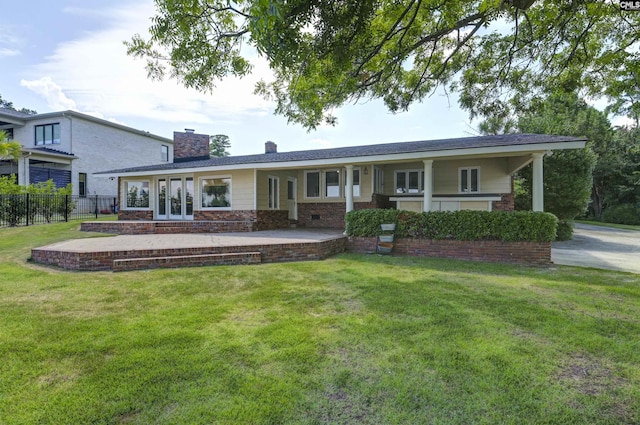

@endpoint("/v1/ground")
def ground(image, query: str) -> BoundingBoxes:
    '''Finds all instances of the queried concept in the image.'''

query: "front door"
[157,176,193,220]
[287,177,297,220]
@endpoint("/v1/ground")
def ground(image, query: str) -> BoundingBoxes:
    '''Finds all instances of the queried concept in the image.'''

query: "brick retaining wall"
[81,220,254,234]
[346,237,551,265]
[31,236,347,271]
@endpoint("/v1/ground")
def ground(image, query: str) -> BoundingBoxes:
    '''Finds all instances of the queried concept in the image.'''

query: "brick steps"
[113,251,262,271]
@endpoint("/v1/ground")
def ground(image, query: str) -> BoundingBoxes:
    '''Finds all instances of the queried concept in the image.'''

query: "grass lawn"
[1,222,639,424]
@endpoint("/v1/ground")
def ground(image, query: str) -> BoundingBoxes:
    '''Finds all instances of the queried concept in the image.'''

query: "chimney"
[173,130,210,163]
[265,141,277,154]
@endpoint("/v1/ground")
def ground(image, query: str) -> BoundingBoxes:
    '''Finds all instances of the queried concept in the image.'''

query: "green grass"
[1,223,639,424]
[576,219,640,231]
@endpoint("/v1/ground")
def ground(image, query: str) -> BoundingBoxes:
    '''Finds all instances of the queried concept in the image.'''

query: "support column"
[532,153,544,212]
[345,165,354,213]
[423,160,433,212]
[18,155,30,186]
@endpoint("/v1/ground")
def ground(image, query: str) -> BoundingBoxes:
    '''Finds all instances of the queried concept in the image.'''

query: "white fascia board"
[0,116,27,126]
[106,140,586,178]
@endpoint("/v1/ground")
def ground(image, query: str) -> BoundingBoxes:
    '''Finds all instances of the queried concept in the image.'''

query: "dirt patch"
[555,353,622,396]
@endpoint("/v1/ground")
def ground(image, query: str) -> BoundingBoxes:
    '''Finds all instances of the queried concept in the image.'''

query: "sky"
[0,1,627,156]
[0,0,484,156]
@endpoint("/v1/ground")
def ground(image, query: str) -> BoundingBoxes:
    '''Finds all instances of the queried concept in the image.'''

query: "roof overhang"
[22,148,76,164]
[100,139,586,178]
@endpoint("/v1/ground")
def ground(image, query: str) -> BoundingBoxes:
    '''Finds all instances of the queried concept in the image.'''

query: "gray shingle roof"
[31,147,75,157]
[99,133,587,175]
[0,107,32,119]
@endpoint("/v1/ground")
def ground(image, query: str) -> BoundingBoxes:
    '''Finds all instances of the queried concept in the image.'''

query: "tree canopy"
[0,94,37,115]
[0,130,22,161]
[127,1,640,129]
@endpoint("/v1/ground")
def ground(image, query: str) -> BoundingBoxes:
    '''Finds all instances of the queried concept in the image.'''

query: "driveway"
[552,223,640,273]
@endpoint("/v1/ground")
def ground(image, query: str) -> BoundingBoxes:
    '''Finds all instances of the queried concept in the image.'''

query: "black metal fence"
[0,194,118,228]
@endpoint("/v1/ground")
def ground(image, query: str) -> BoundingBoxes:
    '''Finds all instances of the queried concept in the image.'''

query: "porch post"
[18,155,30,186]
[423,160,433,212]
[345,165,354,213]
[532,153,544,212]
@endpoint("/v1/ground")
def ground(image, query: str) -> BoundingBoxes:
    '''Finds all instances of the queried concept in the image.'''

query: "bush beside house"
[345,209,558,265]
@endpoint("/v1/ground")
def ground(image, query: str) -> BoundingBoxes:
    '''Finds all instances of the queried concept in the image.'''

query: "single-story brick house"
[97,131,587,231]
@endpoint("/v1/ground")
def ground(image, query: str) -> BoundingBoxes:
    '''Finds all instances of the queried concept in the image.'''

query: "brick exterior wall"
[255,210,290,230]
[297,202,346,228]
[297,195,391,228]
[118,210,154,221]
[195,210,257,222]
[492,193,515,211]
[346,237,551,265]
[173,131,210,162]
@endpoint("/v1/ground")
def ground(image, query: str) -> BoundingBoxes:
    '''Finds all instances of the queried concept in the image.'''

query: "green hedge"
[345,209,558,242]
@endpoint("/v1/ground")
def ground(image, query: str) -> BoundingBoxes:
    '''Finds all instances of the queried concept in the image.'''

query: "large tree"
[515,92,602,239]
[0,94,37,115]
[209,134,231,157]
[126,1,640,129]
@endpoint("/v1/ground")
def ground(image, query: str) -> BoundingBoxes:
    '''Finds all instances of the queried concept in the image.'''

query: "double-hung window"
[395,170,424,194]
[459,167,480,193]
[305,171,321,198]
[325,171,340,198]
[268,176,279,209]
[35,123,61,145]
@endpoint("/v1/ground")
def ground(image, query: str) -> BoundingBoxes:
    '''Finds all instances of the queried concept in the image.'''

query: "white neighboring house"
[0,108,173,197]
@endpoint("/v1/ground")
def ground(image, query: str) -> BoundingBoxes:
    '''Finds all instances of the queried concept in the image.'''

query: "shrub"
[344,208,400,236]
[555,220,574,241]
[601,204,640,225]
[345,209,558,242]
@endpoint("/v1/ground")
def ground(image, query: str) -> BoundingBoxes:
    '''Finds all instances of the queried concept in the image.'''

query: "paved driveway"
[552,223,640,273]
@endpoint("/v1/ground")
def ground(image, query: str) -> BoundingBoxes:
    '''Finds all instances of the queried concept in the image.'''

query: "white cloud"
[20,77,77,110]
[0,25,22,57]
[611,115,636,128]
[23,0,274,127]
[0,48,20,58]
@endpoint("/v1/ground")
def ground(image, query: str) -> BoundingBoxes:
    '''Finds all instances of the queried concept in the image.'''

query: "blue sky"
[1,1,625,156]
[0,0,483,156]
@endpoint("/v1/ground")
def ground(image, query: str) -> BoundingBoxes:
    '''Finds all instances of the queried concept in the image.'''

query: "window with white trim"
[395,170,424,194]
[161,145,169,162]
[352,169,360,197]
[373,167,384,193]
[325,170,340,198]
[343,168,361,197]
[268,176,279,209]
[305,171,320,198]
[201,177,231,208]
[459,167,480,193]
[125,181,150,208]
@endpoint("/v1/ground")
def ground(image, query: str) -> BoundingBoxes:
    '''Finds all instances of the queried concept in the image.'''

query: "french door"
[156,176,194,220]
